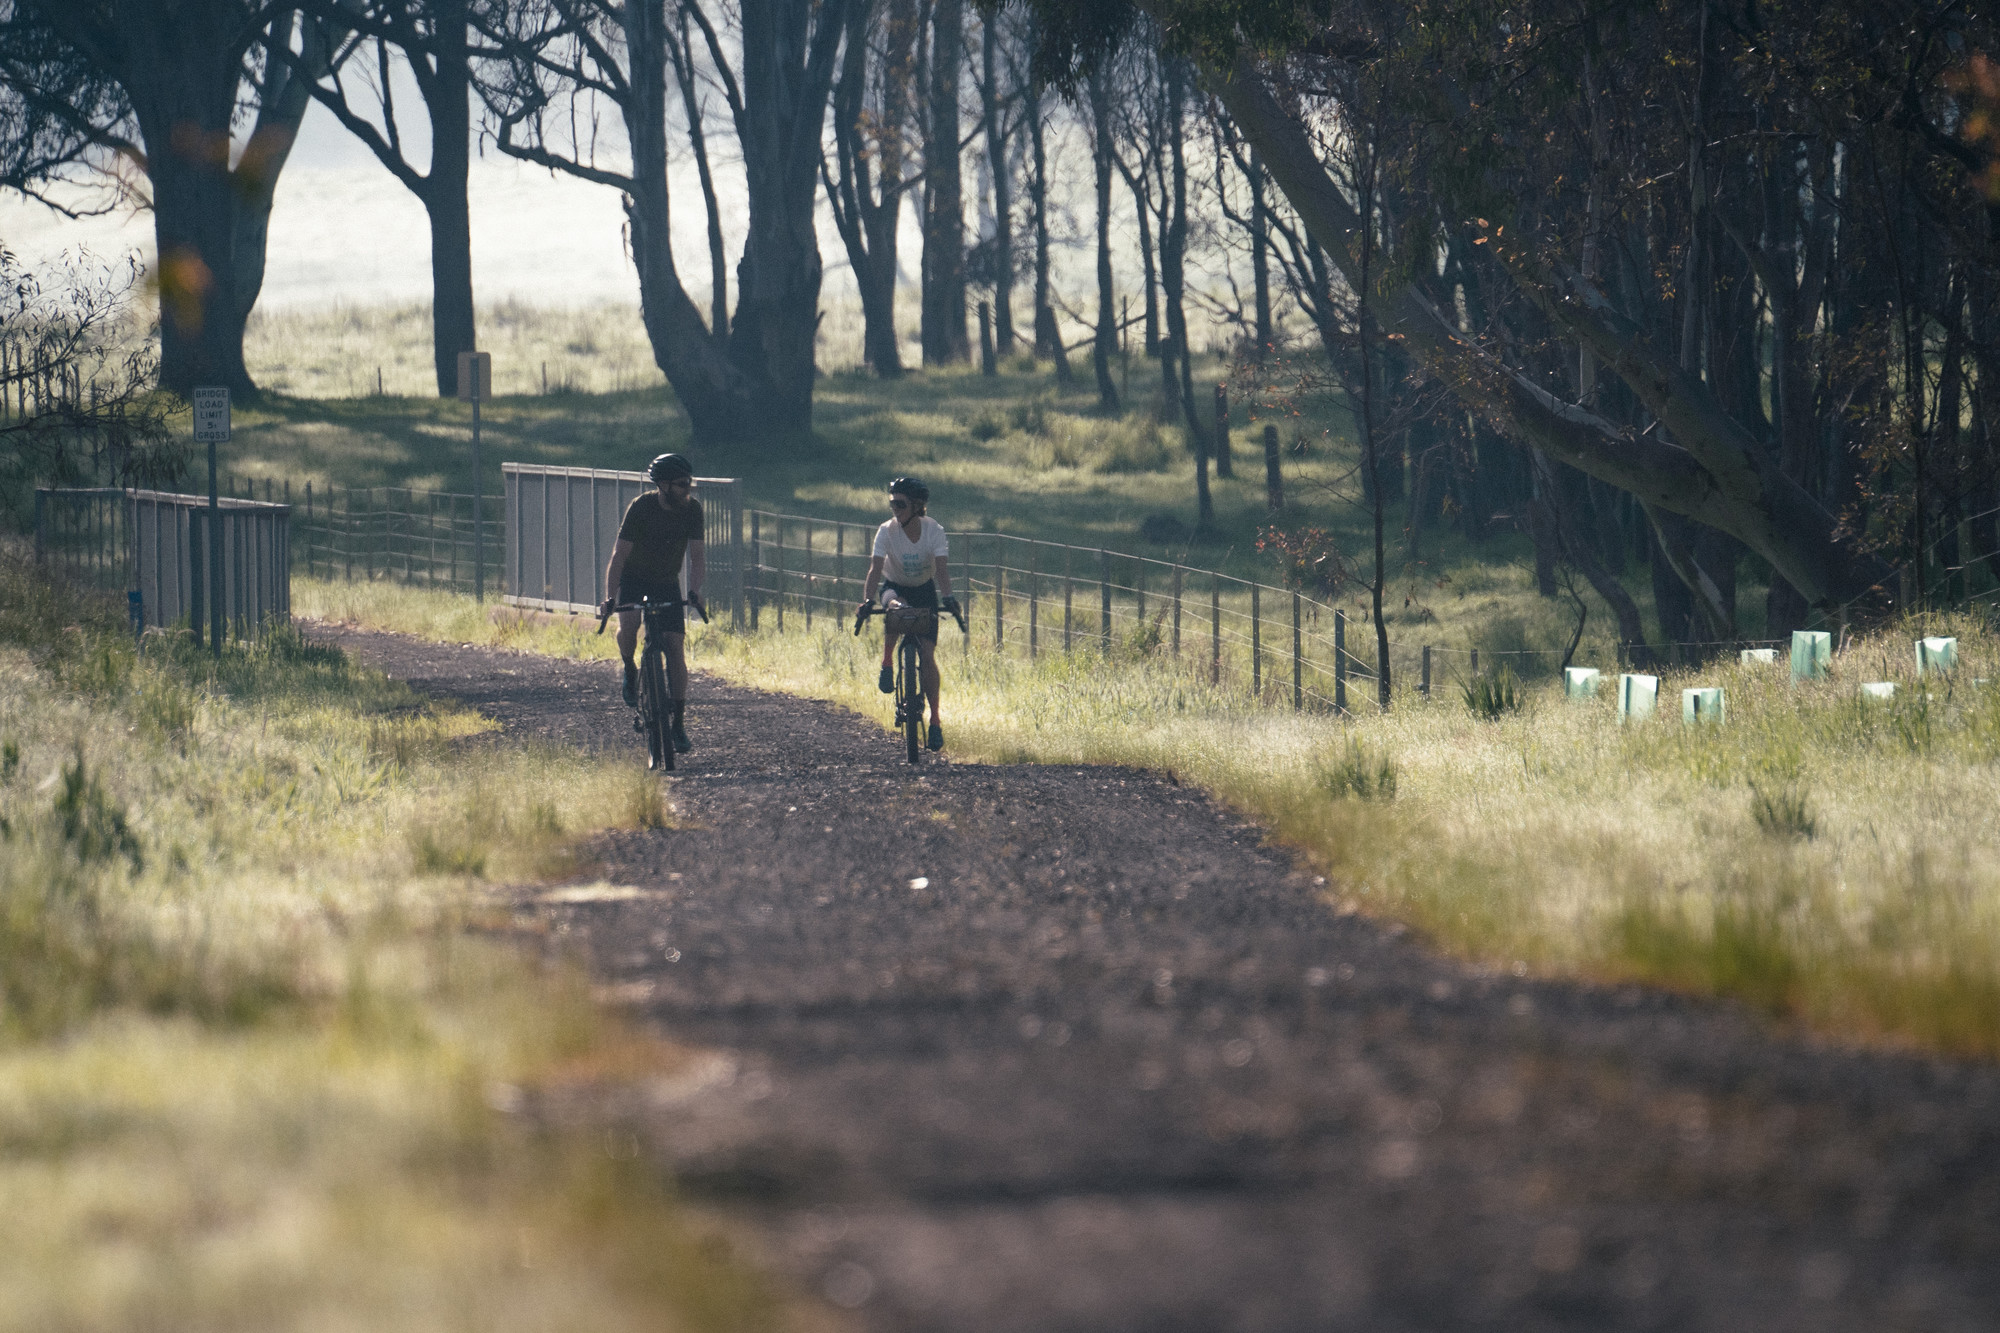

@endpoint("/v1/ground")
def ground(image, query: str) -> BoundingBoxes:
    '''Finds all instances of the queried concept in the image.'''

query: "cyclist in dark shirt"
[600,453,705,753]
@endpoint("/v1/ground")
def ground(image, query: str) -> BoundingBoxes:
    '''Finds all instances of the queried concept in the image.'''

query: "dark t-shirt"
[618,492,704,586]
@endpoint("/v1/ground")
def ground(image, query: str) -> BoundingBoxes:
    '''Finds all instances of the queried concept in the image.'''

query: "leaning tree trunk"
[1209,50,1894,612]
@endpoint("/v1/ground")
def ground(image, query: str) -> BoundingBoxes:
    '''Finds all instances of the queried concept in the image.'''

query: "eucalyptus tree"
[2,0,334,395]
[284,0,477,396]
[824,0,919,377]
[483,0,849,446]
[1027,0,2000,623]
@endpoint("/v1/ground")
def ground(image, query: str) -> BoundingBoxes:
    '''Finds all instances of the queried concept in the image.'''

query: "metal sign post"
[457,351,492,602]
[193,386,229,653]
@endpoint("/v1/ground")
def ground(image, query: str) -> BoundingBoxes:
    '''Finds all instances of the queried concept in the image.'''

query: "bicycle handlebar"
[596,593,707,635]
[853,599,968,637]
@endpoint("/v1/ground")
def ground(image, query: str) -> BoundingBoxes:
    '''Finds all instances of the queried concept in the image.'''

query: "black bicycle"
[598,593,706,771]
[855,596,967,763]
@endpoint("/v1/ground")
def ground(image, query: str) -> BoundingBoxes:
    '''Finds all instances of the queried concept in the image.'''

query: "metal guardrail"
[502,465,745,626]
[34,486,291,638]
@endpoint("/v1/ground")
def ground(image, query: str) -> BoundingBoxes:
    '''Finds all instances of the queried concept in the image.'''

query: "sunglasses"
[890,497,911,509]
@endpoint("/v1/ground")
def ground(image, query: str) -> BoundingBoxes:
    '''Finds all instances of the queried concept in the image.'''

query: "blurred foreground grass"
[0,557,779,1332]
[303,576,2000,1060]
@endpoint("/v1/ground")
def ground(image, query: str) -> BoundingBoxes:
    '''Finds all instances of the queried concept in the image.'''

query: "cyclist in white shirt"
[859,475,959,751]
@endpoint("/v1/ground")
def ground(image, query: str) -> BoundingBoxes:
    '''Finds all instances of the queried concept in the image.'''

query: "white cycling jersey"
[872,515,948,587]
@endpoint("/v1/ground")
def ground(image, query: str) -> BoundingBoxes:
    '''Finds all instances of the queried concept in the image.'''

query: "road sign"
[193,386,230,442]
[456,350,491,402]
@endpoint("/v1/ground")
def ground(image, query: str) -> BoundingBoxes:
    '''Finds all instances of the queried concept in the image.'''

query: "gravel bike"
[598,593,705,771]
[854,595,967,763]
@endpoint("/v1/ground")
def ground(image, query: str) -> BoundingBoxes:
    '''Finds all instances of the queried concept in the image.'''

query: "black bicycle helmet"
[888,475,930,502]
[648,452,694,482]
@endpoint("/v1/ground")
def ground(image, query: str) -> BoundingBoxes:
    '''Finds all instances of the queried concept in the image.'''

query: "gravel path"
[321,625,2000,1332]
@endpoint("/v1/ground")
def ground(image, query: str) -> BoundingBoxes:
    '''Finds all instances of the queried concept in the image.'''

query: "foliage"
[1462,665,1521,719]
[1316,736,1396,801]
[0,245,183,512]
[1257,523,1352,597]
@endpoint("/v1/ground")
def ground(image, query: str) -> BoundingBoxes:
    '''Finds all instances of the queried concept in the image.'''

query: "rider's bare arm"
[863,554,887,605]
[685,539,705,598]
[603,538,633,611]
[933,555,952,598]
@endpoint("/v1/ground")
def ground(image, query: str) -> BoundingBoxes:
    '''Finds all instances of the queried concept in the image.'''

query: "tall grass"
[304,576,2000,1058]
[0,556,774,1330]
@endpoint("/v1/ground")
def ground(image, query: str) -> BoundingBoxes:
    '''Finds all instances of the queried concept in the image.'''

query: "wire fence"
[190,477,1805,711]
[740,511,1808,711]
[214,476,499,596]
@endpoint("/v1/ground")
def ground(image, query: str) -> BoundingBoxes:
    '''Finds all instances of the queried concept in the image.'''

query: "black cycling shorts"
[619,579,685,635]
[881,580,940,640]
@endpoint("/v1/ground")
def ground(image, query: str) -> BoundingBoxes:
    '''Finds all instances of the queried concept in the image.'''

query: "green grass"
[304,575,2000,1060]
[0,555,784,1331]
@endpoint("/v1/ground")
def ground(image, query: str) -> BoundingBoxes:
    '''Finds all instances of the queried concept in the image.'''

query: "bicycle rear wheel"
[641,648,673,771]
[901,639,923,764]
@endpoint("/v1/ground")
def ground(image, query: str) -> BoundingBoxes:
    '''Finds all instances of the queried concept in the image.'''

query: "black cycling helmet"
[888,475,930,502]
[648,452,694,483]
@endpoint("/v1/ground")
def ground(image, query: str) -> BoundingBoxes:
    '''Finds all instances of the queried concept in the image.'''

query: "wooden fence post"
[775,519,785,632]
[836,522,845,609]
[804,522,813,630]
[1252,583,1262,697]
[1293,591,1303,710]
[995,561,1005,653]
[1335,608,1348,713]
[1470,647,1479,676]
[1172,565,1183,656]
[1213,383,1233,478]
[1210,579,1221,685]
[750,511,762,629]
[1421,645,1431,696]
[1063,547,1073,654]
[1030,576,1039,659]
[1100,548,1112,655]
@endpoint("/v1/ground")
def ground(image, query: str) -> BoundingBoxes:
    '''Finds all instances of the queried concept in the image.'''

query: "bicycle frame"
[598,594,706,771]
[854,598,966,764]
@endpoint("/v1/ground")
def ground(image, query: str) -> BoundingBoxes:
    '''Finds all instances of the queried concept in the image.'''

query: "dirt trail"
[322,625,2000,1332]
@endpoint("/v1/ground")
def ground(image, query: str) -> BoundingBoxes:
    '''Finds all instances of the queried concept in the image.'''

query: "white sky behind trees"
[0,44,1238,363]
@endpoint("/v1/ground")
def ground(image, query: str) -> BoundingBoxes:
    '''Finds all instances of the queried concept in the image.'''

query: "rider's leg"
[879,628,900,693]
[665,632,689,702]
[916,636,941,723]
[616,609,641,666]
[616,609,641,705]
[665,632,692,751]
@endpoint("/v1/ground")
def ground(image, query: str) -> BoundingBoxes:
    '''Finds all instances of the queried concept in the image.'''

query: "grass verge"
[300,575,2000,1060]
[0,556,782,1331]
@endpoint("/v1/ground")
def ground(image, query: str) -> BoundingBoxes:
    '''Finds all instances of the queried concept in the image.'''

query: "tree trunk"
[826,0,913,377]
[1210,52,1895,612]
[1088,65,1120,411]
[1248,147,1273,359]
[981,14,1012,355]
[37,0,270,396]
[423,0,475,395]
[921,0,967,364]
[1024,71,1068,380]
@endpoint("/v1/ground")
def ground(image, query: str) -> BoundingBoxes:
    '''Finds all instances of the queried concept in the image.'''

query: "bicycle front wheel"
[641,649,672,771]
[901,640,923,764]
